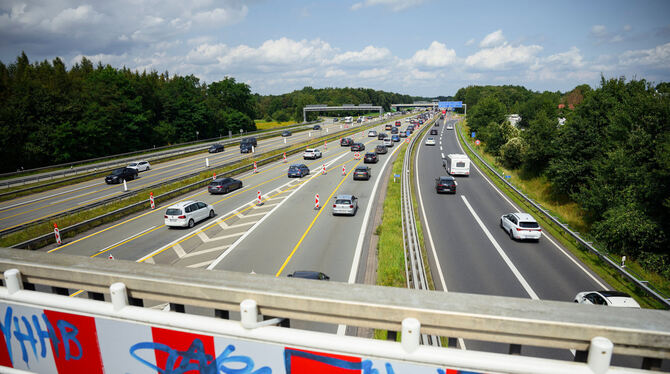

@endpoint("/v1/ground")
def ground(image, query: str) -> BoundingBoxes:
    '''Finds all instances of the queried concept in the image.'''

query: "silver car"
[332,194,358,216]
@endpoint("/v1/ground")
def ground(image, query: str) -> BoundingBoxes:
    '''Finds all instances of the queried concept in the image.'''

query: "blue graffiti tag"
[130,339,271,374]
[0,306,81,368]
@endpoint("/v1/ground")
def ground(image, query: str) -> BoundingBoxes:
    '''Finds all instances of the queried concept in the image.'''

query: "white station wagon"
[164,201,215,228]
[500,212,542,241]
[127,160,151,172]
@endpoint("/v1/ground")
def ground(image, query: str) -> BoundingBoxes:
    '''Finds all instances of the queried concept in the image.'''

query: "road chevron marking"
[172,243,187,258]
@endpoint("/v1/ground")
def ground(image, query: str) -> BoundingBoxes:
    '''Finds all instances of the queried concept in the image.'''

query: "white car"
[164,201,215,228]
[500,213,542,241]
[303,148,322,160]
[367,130,378,137]
[127,160,151,172]
[425,137,436,146]
[383,138,393,147]
[574,291,640,308]
[446,124,454,130]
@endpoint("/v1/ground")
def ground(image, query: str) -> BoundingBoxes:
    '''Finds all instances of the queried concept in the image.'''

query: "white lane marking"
[441,152,445,159]
[187,260,213,268]
[197,231,210,242]
[415,137,467,350]
[461,195,539,300]
[96,226,156,253]
[208,152,350,270]
[183,244,231,258]
[173,243,187,258]
[76,191,121,205]
[439,146,443,151]
[452,127,606,289]
[0,182,101,211]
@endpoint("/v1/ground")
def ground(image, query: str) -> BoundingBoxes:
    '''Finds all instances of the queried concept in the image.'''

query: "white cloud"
[465,38,475,46]
[332,46,391,64]
[350,0,425,12]
[325,69,346,78]
[623,24,632,32]
[409,41,457,67]
[480,30,505,48]
[358,68,390,79]
[619,42,670,67]
[544,47,584,68]
[465,43,542,70]
[591,25,607,37]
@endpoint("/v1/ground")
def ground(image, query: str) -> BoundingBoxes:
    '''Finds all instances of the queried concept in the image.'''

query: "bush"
[499,137,526,169]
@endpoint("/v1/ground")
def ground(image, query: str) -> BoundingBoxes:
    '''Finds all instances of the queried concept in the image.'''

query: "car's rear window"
[335,199,352,205]
[519,221,539,228]
[456,161,466,167]
[209,181,220,186]
[166,208,182,216]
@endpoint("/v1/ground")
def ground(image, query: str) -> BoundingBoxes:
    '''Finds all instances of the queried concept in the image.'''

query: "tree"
[467,96,506,135]
[482,120,519,156]
[522,110,558,173]
[499,137,526,169]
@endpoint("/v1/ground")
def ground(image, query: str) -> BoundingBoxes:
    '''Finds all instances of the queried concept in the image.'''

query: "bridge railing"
[0,248,668,373]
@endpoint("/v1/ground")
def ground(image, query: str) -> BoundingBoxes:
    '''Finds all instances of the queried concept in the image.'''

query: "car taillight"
[164,215,168,218]
[178,215,186,219]
[516,228,522,231]
[333,204,336,208]
[538,229,542,232]
[350,205,354,208]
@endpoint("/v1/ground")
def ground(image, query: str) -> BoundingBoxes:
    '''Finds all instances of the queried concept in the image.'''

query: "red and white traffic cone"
[213,172,216,180]
[342,165,346,175]
[108,253,114,260]
[283,152,287,163]
[256,190,263,206]
[53,223,61,245]
[149,192,155,209]
[324,141,327,149]
[322,164,327,175]
[314,194,320,210]
[253,161,258,174]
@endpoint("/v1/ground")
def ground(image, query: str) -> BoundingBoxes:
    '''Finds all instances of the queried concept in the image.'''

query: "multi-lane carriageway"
[18,113,666,370]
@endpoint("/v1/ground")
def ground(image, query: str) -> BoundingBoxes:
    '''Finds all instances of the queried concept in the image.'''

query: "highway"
[0,118,381,234]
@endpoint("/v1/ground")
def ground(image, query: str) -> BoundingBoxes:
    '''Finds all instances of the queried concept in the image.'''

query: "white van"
[443,154,470,176]
[344,116,353,124]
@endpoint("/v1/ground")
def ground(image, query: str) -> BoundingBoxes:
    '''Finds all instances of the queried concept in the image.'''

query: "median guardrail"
[455,120,670,309]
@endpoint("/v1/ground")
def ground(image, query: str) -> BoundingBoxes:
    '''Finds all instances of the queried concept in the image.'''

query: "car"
[383,138,393,147]
[395,121,401,127]
[287,271,330,280]
[425,137,436,146]
[364,152,378,163]
[574,291,640,308]
[164,201,215,228]
[500,213,542,241]
[353,166,371,180]
[399,131,407,138]
[367,130,378,137]
[240,137,257,147]
[281,130,292,137]
[391,134,400,142]
[209,143,225,153]
[340,138,354,146]
[446,124,454,130]
[385,124,393,130]
[351,143,365,151]
[287,164,310,178]
[332,194,358,216]
[208,177,243,194]
[435,176,457,194]
[377,133,388,140]
[313,124,322,130]
[407,125,415,133]
[105,167,138,184]
[434,122,440,127]
[375,145,388,154]
[390,127,398,134]
[240,143,253,153]
[127,160,151,172]
[333,118,339,122]
[430,129,438,135]
[303,148,322,160]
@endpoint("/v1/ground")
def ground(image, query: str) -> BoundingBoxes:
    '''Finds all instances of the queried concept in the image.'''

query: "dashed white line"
[96,226,156,253]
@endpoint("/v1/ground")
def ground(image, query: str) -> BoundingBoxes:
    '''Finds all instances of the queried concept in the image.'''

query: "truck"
[443,154,470,176]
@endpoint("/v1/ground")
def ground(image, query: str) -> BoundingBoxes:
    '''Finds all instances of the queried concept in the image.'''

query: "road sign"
[475,139,481,146]
[438,101,463,108]
[471,132,476,138]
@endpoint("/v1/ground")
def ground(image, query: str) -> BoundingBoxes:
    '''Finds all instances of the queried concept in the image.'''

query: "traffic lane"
[0,119,375,230]
[416,133,530,298]
[444,125,608,302]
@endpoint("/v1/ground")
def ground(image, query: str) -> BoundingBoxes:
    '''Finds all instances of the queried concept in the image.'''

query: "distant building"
[507,114,521,127]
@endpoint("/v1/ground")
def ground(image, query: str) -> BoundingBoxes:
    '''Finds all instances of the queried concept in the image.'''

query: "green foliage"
[522,110,557,173]
[499,137,526,169]
[482,119,518,155]
[467,96,506,135]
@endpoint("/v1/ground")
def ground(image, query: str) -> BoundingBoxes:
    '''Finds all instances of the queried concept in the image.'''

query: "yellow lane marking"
[275,159,364,277]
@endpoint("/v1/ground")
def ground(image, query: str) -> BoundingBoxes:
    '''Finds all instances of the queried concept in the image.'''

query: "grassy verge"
[2,121,394,249]
[254,120,298,130]
[455,119,668,309]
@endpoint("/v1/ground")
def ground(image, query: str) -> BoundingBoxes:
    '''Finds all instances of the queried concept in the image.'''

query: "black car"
[430,129,438,135]
[407,125,415,133]
[390,127,398,134]
[313,124,322,130]
[377,133,388,140]
[288,164,310,178]
[340,138,354,146]
[105,167,138,184]
[353,166,371,180]
[240,143,253,153]
[209,143,225,153]
[351,143,365,151]
[435,176,457,194]
[375,145,388,154]
[434,122,440,127]
[281,130,292,137]
[364,152,378,163]
[240,137,257,147]
[208,177,243,194]
[287,271,330,280]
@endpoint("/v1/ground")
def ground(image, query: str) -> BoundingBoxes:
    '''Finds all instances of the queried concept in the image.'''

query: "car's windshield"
[112,169,124,175]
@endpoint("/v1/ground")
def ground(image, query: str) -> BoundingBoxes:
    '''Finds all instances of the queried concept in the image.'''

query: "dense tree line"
[456,80,670,276]
[0,53,256,172]
[254,86,421,122]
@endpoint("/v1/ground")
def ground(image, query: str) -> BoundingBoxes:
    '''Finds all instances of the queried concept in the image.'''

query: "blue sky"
[1,0,669,96]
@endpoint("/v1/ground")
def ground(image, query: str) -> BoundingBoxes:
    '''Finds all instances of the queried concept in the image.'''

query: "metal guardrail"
[10,117,398,249]
[401,114,440,347]
[455,119,670,309]
[0,248,668,367]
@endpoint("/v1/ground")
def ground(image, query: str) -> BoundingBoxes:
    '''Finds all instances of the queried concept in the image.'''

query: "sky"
[1,0,669,97]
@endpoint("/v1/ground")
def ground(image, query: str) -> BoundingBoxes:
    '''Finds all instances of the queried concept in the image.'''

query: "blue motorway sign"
[438,101,463,108]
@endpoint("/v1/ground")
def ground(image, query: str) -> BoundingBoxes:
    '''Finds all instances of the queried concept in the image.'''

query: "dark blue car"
[288,164,310,178]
